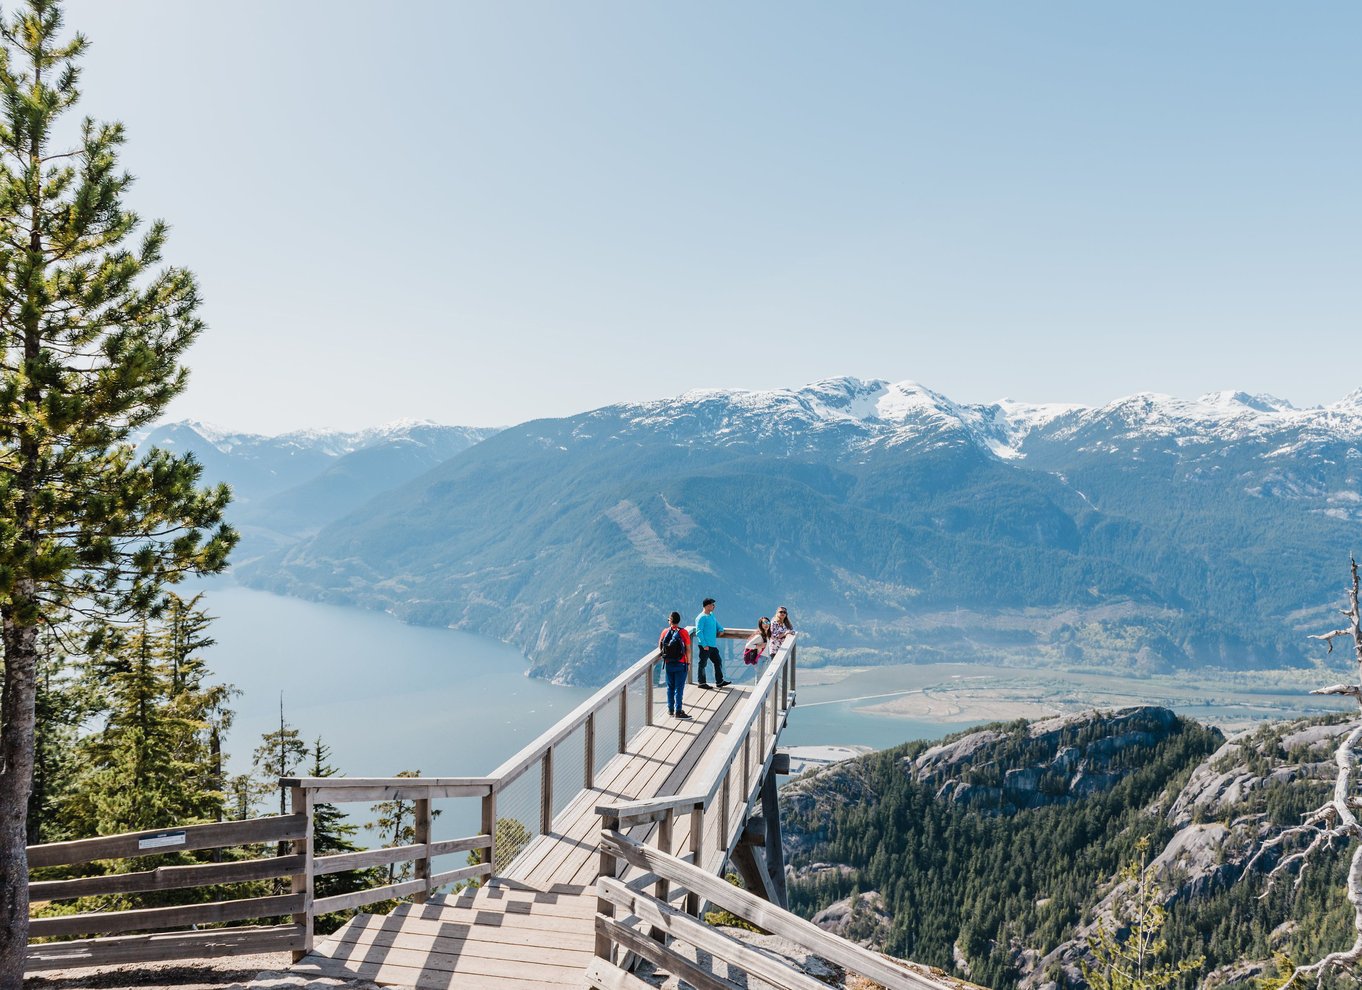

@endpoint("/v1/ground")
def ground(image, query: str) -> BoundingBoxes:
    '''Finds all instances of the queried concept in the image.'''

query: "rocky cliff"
[782,707,1353,990]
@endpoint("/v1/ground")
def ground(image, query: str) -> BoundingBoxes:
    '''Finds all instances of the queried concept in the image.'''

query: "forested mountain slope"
[783,708,1356,990]
[239,378,1362,685]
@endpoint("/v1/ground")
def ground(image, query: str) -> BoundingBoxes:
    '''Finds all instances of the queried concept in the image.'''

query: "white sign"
[137,831,187,850]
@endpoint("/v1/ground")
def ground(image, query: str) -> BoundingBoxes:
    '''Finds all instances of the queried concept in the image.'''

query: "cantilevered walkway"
[27,630,953,990]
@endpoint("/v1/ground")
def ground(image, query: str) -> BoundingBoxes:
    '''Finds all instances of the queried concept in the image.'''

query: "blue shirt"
[693,611,723,648]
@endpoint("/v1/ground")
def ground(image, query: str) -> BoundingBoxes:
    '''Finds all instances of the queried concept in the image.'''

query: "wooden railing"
[26,625,769,972]
[586,828,951,990]
[26,814,311,971]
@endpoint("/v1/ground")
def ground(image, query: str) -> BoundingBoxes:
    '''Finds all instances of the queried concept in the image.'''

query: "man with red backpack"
[658,611,692,719]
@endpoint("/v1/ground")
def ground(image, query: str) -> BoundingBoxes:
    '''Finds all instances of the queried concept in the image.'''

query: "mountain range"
[152,378,1362,685]
[137,420,500,556]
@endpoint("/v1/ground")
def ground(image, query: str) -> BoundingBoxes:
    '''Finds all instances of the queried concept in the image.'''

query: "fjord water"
[198,582,594,782]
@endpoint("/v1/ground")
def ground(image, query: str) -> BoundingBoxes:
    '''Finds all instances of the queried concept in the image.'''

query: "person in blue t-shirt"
[693,597,729,689]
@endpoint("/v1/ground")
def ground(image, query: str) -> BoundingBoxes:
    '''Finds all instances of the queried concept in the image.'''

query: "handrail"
[487,647,663,784]
[594,828,955,990]
[486,626,756,786]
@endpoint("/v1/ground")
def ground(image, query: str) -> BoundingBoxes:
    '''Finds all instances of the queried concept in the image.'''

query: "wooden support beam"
[760,770,787,910]
[595,812,621,963]
[481,788,497,872]
[729,842,777,906]
[412,797,432,905]
[686,807,703,916]
[618,688,628,754]
[290,786,315,960]
[541,747,555,836]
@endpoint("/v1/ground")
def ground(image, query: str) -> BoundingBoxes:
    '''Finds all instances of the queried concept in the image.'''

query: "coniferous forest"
[785,711,1358,990]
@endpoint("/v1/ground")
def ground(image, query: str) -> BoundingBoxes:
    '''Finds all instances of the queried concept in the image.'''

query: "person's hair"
[776,606,793,629]
[702,597,715,607]
[669,611,681,625]
[757,616,770,641]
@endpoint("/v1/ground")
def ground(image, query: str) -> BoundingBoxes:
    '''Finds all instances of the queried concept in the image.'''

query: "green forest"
[786,714,1358,990]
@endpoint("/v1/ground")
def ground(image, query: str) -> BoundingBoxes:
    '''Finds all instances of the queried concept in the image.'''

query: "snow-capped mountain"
[238,377,1362,687]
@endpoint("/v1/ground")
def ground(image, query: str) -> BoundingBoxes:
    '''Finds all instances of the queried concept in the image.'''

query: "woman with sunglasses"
[769,606,794,655]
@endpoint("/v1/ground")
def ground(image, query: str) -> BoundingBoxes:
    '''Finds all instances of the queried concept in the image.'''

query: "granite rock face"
[906,706,1185,813]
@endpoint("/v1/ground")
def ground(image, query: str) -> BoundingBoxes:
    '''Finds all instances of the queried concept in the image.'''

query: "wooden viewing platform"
[27,630,955,990]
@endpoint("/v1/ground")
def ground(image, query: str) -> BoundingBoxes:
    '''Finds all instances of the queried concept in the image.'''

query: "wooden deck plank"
[539,683,744,887]
[298,943,586,983]
[318,922,594,959]
[508,682,739,887]
[294,954,581,989]
[568,685,749,885]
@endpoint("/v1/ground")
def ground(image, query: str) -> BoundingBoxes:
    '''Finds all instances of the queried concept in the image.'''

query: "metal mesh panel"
[552,724,586,820]
[493,765,540,872]
[626,674,648,742]
[593,699,621,778]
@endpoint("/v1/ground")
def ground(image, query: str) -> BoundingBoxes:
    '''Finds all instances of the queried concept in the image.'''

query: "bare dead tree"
[1246,557,1362,989]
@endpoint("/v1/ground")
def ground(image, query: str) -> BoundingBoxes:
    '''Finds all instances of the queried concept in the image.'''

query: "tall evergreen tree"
[60,598,233,838]
[27,620,93,844]
[0,2,235,977]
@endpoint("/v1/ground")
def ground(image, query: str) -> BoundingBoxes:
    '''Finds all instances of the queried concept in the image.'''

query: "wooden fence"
[26,814,309,972]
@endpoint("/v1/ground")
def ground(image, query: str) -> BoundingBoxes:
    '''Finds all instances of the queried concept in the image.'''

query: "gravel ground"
[24,954,387,990]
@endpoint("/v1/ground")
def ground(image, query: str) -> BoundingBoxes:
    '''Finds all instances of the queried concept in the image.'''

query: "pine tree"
[0,2,235,978]
[60,598,233,838]
[28,620,95,844]
[1083,838,1203,990]
[251,699,308,890]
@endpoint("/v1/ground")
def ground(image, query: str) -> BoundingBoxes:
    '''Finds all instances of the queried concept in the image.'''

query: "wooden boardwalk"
[293,678,760,988]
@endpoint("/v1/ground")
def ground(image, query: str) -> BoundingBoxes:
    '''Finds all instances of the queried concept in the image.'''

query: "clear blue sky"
[63,1,1360,432]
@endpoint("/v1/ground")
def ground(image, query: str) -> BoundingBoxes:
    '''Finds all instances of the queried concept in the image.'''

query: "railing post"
[781,660,789,713]
[584,711,596,790]
[790,639,797,703]
[719,775,731,862]
[290,786,315,961]
[618,686,628,754]
[742,732,751,797]
[481,786,497,874]
[595,812,620,963]
[656,809,674,904]
[541,747,555,835]
[413,794,432,903]
[645,662,655,726]
[687,805,703,915]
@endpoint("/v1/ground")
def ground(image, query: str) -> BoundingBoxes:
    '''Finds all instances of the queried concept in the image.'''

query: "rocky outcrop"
[907,707,1189,813]
[812,891,894,947]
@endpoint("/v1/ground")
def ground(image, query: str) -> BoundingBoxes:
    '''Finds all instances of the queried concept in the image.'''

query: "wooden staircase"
[293,880,597,989]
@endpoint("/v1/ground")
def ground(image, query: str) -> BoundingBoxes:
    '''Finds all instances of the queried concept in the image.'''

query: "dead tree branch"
[1257,558,1362,989]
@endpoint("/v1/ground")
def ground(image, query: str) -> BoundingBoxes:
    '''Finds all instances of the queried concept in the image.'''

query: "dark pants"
[697,646,723,685]
[665,661,688,713]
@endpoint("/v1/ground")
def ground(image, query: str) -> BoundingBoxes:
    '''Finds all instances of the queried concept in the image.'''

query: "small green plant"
[1082,837,1203,990]
[704,874,762,933]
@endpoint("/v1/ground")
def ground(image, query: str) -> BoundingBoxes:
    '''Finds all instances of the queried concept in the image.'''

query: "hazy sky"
[62,1,1360,433]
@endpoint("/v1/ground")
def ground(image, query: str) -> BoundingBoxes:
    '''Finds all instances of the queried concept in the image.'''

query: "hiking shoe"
[674,710,692,719]
[716,679,731,688]
[696,682,713,689]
